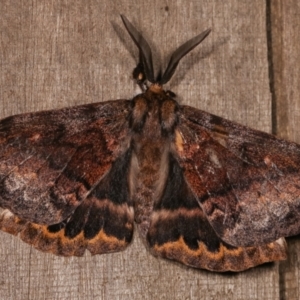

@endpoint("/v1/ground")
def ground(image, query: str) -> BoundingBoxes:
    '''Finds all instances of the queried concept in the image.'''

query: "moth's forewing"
[177,106,300,247]
[0,100,134,255]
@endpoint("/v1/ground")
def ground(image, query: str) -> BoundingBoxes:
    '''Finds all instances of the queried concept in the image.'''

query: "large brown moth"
[0,15,299,272]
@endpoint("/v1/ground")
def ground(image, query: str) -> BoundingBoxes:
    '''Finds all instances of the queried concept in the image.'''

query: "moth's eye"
[130,96,148,132]
[160,99,178,134]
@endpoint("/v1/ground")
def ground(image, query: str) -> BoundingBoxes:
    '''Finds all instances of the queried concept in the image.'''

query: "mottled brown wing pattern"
[0,100,134,255]
[146,153,287,272]
[177,106,300,247]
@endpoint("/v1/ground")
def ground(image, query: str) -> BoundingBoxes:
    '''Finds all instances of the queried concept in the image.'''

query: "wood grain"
[0,0,298,299]
[270,1,300,300]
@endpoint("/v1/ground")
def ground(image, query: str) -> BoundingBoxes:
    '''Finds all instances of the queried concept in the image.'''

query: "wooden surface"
[0,0,299,299]
[270,1,300,300]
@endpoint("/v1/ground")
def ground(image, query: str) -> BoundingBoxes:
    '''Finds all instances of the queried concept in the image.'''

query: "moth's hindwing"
[146,154,287,272]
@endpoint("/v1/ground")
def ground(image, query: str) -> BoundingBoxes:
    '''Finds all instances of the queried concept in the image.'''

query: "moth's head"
[121,15,211,88]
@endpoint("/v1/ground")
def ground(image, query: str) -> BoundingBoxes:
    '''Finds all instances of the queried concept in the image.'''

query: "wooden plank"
[0,0,284,299]
[269,1,300,299]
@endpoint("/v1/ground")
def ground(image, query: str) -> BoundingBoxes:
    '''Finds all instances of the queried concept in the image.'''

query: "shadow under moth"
[0,15,299,272]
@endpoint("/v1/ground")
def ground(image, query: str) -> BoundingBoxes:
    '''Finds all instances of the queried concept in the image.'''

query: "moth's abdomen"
[129,139,170,238]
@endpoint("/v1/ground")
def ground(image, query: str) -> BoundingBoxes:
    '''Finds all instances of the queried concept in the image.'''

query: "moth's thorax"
[129,86,178,237]
[129,85,179,135]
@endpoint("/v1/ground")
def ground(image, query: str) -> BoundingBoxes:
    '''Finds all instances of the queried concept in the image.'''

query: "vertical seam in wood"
[266,0,289,140]
[266,0,277,135]
[267,1,289,299]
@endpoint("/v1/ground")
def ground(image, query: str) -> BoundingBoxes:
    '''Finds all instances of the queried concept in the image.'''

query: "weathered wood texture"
[270,1,300,300]
[0,0,299,299]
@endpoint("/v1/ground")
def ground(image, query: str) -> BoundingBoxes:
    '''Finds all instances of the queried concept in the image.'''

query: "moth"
[0,15,299,273]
